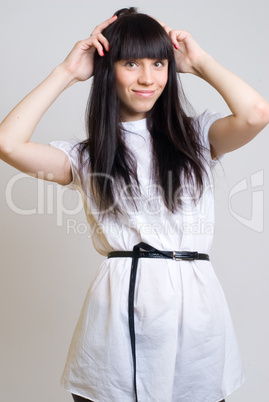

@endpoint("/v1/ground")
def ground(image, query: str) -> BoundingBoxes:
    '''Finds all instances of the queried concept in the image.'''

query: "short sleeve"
[49,140,80,190]
[194,109,227,165]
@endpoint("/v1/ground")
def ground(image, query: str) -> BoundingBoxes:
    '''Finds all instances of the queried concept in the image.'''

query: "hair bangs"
[107,14,174,62]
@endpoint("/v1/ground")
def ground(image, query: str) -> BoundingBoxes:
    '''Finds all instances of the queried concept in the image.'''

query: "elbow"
[0,136,13,158]
[247,101,269,128]
[257,101,269,125]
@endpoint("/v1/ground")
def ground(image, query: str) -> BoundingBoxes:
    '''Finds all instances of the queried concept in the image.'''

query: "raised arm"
[0,15,117,184]
[161,24,269,159]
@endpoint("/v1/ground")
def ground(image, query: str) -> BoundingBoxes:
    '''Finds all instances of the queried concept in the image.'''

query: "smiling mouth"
[132,90,156,98]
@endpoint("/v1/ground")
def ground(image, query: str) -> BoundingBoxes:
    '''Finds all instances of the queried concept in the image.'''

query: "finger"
[171,30,190,42]
[91,15,117,36]
[169,30,190,49]
[97,34,110,52]
[81,31,110,56]
[169,31,181,49]
[91,37,110,57]
[88,15,117,56]
[89,32,110,53]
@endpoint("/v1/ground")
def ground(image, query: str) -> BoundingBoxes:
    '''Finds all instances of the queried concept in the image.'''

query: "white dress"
[50,110,246,402]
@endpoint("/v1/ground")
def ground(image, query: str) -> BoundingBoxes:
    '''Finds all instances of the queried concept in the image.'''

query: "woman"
[0,7,268,402]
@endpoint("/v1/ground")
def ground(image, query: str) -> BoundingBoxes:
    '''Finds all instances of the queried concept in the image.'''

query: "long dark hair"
[78,7,209,215]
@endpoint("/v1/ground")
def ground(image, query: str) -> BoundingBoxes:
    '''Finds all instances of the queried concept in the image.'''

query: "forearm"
[0,65,74,154]
[194,53,269,124]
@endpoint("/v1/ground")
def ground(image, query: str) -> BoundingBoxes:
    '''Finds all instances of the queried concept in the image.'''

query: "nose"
[137,66,154,86]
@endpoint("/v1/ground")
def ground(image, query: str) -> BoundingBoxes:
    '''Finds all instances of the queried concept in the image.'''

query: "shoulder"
[49,139,80,157]
[193,110,227,140]
[192,109,227,161]
[49,139,87,189]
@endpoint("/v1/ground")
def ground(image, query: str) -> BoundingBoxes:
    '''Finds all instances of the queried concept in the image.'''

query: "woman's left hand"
[156,19,269,161]
[157,21,207,75]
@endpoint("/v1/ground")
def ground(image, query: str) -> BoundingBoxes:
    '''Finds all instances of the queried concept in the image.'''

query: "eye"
[125,61,137,68]
[154,60,166,68]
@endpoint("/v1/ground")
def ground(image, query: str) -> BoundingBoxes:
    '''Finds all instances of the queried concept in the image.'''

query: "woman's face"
[114,58,168,122]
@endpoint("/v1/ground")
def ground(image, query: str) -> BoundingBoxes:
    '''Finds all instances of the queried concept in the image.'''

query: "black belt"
[107,242,210,402]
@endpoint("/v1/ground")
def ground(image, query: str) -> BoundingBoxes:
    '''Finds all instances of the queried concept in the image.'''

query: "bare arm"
[0,15,117,184]
[161,25,269,159]
[0,67,75,184]
[193,53,269,159]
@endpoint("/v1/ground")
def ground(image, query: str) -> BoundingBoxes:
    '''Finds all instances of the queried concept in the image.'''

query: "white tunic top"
[50,110,245,402]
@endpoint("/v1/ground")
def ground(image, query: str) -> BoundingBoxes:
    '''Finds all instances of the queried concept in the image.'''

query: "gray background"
[0,0,268,401]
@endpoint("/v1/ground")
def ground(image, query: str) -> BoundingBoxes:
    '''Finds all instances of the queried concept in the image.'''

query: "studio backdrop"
[0,1,268,401]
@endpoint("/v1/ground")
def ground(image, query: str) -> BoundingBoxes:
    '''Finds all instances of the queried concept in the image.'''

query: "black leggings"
[72,394,225,402]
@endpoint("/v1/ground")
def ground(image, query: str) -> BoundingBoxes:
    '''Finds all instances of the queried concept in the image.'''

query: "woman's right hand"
[60,15,117,83]
[0,14,118,186]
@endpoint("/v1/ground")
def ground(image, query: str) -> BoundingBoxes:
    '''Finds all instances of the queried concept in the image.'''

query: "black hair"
[78,7,209,216]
